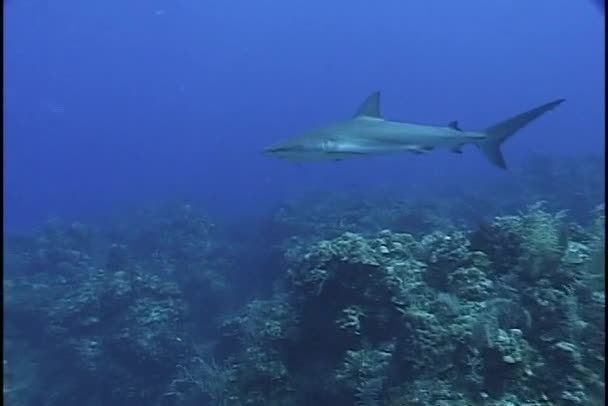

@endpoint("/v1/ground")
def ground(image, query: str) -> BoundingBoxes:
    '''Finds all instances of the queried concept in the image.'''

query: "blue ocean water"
[3,1,606,406]
[4,0,604,231]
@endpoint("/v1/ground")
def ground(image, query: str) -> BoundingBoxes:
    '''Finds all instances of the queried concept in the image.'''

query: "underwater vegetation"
[3,155,605,406]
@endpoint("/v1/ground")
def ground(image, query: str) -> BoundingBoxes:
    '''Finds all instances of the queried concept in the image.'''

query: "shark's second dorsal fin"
[448,121,463,131]
[354,91,382,118]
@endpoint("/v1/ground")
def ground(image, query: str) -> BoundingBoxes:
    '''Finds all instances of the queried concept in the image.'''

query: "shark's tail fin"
[478,99,565,169]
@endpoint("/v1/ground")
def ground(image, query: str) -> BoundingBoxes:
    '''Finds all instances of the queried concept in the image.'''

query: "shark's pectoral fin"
[407,146,433,154]
[354,91,382,118]
[448,121,463,131]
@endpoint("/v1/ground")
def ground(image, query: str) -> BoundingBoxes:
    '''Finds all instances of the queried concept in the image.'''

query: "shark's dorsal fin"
[354,91,382,118]
[448,121,463,131]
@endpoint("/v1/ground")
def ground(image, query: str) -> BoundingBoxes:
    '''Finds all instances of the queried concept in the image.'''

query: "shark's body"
[264,92,565,169]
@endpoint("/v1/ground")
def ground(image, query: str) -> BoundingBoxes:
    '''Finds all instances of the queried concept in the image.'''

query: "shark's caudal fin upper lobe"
[478,99,565,169]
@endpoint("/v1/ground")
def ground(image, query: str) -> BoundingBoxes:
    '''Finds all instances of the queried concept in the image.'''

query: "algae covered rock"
[471,202,569,283]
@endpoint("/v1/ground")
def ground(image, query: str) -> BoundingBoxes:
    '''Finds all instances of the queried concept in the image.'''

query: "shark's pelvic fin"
[448,121,463,131]
[355,91,382,118]
[450,144,465,153]
[478,98,565,169]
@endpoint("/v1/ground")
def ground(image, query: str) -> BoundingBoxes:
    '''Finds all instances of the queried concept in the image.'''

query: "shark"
[263,92,565,169]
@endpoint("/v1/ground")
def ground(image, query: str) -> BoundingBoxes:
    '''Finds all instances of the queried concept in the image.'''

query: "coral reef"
[3,187,605,405]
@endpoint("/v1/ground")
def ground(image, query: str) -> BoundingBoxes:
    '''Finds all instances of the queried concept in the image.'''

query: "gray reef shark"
[263,92,565,169]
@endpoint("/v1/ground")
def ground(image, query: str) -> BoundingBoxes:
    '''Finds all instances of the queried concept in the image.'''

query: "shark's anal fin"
[450,143,465,153]
[448,121,463,131]
[354,91,382,118]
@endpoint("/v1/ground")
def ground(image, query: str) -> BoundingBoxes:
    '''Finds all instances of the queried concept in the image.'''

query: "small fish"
[264,92,564,169]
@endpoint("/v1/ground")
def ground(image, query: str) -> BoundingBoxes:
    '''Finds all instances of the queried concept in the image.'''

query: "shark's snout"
[262,144,293,160]
[263,141,324,162]
[263,145,285,155]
